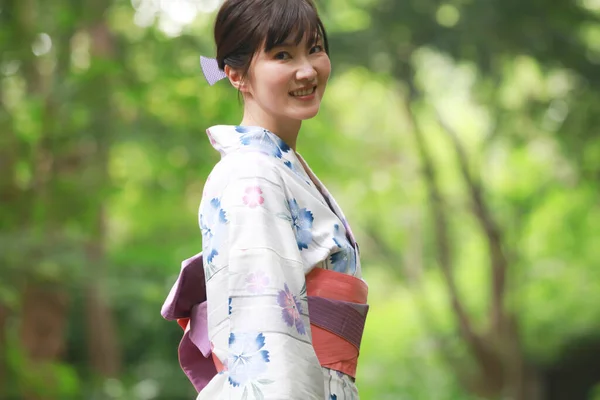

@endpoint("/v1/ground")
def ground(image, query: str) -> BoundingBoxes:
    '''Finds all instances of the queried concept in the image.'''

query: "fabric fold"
[162,255,369,392]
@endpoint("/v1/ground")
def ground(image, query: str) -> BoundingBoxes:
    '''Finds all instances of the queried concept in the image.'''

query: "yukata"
[179,125,366,400]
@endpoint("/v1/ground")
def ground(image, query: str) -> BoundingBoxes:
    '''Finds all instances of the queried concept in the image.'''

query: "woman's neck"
[240,109,301,151]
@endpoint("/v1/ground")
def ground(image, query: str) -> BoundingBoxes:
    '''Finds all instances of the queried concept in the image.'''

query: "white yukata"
[197,125,364,400]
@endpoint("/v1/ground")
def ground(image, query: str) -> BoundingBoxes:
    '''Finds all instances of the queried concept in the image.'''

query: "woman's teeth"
[290,87,315,97]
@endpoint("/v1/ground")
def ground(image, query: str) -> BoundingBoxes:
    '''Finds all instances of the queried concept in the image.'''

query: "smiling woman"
[161,1,370,399]
[212,0,331,147]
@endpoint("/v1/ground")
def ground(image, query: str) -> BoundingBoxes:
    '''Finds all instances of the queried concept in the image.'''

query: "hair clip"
[200,56,227,86]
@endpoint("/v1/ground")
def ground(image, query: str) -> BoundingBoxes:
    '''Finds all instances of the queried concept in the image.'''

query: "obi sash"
[161,252,369,393]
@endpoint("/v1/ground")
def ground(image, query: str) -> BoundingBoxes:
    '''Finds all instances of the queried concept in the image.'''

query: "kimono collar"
[206,125,293,159]
[206,125,360,252]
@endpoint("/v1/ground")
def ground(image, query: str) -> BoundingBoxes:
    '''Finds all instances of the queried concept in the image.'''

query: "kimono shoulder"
[205,150,289,197]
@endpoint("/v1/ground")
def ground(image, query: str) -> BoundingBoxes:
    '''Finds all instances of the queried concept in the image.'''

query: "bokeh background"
[2,0,600,399]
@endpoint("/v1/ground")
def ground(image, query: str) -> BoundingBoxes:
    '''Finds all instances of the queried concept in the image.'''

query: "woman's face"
[242,33,331,125]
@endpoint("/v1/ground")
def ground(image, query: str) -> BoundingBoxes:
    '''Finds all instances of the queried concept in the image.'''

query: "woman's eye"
[310,45,323,54]
[274,51,291,60]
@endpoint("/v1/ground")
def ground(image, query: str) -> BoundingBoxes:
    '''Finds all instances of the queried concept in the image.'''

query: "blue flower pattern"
[288,199,314,251]
[200,197,228,278]
[329,224,357,275]
[237,126,290,159]
[197,126,361,399]
[228,332,271,387]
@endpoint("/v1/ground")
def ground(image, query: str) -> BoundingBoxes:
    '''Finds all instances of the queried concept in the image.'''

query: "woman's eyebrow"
[269,36,321,51]
[273,41,296,49]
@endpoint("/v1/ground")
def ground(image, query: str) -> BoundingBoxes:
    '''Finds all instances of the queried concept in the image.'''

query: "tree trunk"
[84,212,120,377]
[11,1,72,398]
[19,284,70,400]
[403,79,542,399]
[81,10,121,378]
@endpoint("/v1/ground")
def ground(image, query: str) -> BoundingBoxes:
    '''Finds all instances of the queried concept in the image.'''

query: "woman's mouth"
[289,86,316,97]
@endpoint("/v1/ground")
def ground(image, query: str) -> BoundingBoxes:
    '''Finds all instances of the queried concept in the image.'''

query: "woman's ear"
[224,65,249,93]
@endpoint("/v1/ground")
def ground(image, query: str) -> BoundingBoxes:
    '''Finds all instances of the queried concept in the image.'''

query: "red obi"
[162,253,369,392]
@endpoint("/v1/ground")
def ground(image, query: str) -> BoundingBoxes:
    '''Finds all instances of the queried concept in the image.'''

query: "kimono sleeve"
[211,155,324,399]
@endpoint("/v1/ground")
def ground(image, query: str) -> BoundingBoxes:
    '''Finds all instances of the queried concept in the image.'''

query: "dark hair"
[214,0,329,78]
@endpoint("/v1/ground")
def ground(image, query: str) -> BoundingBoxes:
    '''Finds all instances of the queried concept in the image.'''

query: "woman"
[162,1,369,399]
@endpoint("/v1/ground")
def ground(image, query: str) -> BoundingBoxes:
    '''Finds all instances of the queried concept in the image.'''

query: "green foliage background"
[1,0,600,399]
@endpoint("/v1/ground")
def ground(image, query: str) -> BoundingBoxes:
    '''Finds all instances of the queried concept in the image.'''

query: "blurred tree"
[326,0,600,398]
[80,0,121,379]
[1,0,121,397]
[0,0,599,399]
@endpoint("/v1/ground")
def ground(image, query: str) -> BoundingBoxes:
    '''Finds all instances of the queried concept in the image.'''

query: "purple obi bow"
[161,252,369,393]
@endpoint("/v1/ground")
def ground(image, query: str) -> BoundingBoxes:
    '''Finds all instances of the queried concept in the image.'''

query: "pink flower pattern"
[276,284,306,335]
[194,126,361,398]
[245,271,270,294]
[242,186,264,208]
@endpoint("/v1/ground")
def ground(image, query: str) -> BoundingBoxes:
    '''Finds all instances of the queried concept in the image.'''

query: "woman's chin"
[293,106,321,121]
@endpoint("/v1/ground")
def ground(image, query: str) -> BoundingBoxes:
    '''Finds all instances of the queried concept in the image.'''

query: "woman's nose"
[296,60,317,81]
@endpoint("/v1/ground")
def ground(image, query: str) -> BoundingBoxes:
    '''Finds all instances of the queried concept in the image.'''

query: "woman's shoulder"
[205,151,286,194]
[222,150,284,177]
